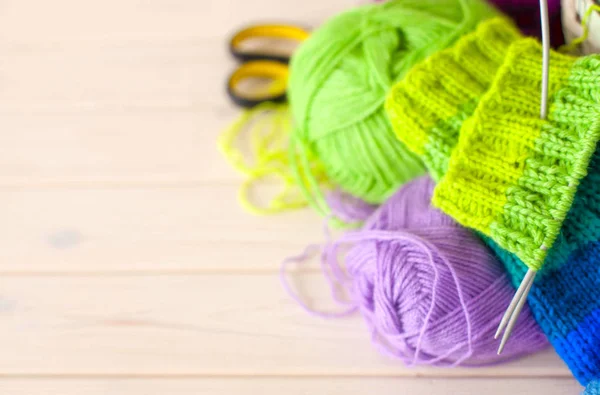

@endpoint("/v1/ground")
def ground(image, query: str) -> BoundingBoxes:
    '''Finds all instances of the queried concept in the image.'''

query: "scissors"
[226,24,310,108]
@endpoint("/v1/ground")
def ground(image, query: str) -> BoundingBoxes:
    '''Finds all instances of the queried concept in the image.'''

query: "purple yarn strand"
[279,241,357,318]
[325,188,377,224]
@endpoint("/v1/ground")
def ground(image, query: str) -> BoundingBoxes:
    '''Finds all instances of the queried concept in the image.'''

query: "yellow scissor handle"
[227,60,289,108]
[229,24,310,63]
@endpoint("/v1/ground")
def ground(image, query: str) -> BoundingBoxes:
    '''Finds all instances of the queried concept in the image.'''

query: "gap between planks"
[0,377,582,395]
[0,273,570,377]
[0,184,325,273]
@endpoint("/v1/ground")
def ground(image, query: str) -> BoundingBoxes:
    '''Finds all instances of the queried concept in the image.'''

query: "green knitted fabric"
[385,18,520,181]
[386,18,600,271]
[432,40,600,271]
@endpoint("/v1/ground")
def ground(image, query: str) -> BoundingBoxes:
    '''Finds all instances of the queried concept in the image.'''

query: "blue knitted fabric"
[585,380,600,395]
[488,148,600,386]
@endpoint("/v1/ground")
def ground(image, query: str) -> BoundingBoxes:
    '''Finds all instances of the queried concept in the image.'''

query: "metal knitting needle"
[539,0,550,120]
[495,0,550,355]
[494,269,536,339]
[495,270,536,354]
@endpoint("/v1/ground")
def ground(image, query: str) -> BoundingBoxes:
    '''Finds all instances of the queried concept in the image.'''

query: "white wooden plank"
[0,0,357,184]
[0,185,323,272]
[1,0,356,43]
[0,112,238,184]
[0,39,243,183]
[0,273,570,376]
[0,40,231,113]
[0,40,288,184]
[0,378,584,395]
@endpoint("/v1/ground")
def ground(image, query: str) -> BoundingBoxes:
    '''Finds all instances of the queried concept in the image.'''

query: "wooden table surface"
[0,0,585,393]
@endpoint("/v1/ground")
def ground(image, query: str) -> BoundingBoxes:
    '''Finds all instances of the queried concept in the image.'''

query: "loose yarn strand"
[279,242,359,319]
[560,4,600,53]
[279,213,363,318]
[219,102,330,214]
[288,134,331,216]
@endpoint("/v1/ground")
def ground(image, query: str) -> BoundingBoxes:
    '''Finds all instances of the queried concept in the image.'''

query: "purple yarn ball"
[326,188,378,223]
[324,177,548,366]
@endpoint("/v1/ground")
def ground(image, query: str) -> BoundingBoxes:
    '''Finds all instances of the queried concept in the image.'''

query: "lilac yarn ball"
[326,188,378,223]
[324,177,548,366]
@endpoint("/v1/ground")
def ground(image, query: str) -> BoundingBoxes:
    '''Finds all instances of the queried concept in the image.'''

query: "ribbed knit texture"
[386,18,520,181]
[385,18,600,386]
[489,159,600,384]
[432,39,600,272]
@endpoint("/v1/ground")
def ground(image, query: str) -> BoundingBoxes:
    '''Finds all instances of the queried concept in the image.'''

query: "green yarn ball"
[288,0,498,213]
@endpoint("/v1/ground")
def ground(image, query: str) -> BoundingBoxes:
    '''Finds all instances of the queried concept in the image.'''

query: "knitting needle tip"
[494,269,535,341]
[496,270,536,355]
[494,325,502,340]
[497,339,507,355]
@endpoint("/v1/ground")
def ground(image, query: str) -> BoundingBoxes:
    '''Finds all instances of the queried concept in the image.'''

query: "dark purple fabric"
[489,0,564,46]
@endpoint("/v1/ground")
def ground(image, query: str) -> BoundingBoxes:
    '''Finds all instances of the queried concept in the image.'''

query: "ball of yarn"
[288,0,498,214]
[326,189,378,224]
[324,177,548,366]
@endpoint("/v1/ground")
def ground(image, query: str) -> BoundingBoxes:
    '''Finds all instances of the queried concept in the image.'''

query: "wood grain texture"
[0,0,583,393]
[0,378,584,395]
[0,0,354,185]
[0,112,236,184]
[2,0,353,43]
[0,186,321,272]
[0,273,570,377]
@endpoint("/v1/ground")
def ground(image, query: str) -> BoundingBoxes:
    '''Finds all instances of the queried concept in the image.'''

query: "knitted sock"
[386,17,600,386]
[386,18,521,181]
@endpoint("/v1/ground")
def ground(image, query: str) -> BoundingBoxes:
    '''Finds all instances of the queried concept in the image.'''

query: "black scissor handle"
[227,60,288,108]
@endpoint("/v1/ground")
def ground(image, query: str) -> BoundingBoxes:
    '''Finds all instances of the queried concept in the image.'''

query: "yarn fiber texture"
[586,380,600,395]
[432,39,600,271]
[386,18,521,181]
[490,151,600,385]
[288,0,498,216]
[387,17,600,271]
[323,177,547,366]
[326,189,378,224]
[385,18,600,384]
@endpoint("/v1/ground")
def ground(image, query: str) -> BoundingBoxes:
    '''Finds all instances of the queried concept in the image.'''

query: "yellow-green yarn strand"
[560,4,600,54]
[218,102,329,215]
[288,134,330,217]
